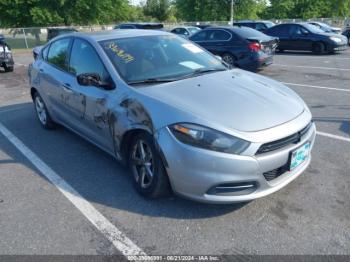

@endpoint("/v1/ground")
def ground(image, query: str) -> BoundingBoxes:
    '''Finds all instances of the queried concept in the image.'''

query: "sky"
[130,0,143,6]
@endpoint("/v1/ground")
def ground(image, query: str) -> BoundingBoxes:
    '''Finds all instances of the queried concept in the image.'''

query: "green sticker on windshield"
[107,42,135,63]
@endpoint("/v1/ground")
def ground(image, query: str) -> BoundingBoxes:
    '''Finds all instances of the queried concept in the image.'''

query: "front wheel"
[4,65,14,72]
[128,132,170,198]
[312,42,325,55]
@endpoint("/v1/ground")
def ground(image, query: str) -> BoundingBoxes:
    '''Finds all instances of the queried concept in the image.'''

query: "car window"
[190,30,208,41]
[208,30,231,41]
[255,23,266,31]
[290,25,309,35]
[47,38,71,71]
[69,39,110,83]
[269,25,290,37]
[100,35,226,83]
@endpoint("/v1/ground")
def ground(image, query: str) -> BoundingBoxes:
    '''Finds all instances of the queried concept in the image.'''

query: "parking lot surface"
[0,49,349,256]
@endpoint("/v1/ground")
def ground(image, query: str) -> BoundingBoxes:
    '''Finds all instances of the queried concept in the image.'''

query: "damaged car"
[0,34,14,72]
[28,30,316,203]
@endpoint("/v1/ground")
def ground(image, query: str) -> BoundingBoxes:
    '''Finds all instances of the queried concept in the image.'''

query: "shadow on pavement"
[0,103,248,220]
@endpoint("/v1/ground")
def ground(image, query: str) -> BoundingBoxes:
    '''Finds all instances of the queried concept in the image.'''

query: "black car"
[114,23,164,30]
[47,28,78,41]
[342,27,350,45]
[189,26,277,71]
[0,34,14,72]
[265,23,348,54]
[233,20,276,32]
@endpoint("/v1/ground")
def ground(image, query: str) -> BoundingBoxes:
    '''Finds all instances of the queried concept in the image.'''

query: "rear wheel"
[221,53,236,67]
[128,132,170,198]
[33,92,57,129]
[312,42,325,55]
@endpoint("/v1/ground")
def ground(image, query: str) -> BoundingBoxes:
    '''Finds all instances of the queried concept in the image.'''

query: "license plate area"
[289,142,310,171]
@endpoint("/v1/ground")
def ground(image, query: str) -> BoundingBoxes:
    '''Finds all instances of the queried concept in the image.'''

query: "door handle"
[62,83,72,92]
[39,69,44,72]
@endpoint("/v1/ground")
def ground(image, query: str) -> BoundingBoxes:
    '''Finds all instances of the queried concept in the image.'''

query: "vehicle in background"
[171,26,201,38]
[0,34,14,72]
[307,21,342,34]
[342,27,350,45]
[189,26,278,71]
[265,23,348,54]
[114,23,164,30]
[233,20,276,32]
[47,28,78,41]
[28,30,315,203]
[194,24,212,30]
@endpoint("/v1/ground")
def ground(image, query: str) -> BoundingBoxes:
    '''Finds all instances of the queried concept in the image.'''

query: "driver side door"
[66,38,116,152]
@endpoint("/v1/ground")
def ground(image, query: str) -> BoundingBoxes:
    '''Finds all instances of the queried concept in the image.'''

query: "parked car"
[0,34,14,72]
[307,21,342,34]
[342,27,350,45]
[171,26,201,38]
[265,23,348,54]
[193,24,212,30]
[233,20,276,32]
[29,30,315,203]
[114,23,164,30]
[189,26,278,71]
[47,28,78,41]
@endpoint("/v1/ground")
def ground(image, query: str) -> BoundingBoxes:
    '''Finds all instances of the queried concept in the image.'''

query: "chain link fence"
[1,18,349,50]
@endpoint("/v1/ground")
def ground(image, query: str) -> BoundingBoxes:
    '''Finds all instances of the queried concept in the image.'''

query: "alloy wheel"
[35,96,47,125]
[130,140,155,189]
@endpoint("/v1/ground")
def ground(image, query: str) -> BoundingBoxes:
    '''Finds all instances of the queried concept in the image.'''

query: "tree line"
[0,0,350,28]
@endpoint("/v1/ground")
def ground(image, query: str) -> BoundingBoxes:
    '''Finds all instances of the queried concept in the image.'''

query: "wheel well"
[30,87,38,100]
[120,129,151,159]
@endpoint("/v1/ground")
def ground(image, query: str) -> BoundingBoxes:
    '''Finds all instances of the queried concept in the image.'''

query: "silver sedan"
[28,30,316,203]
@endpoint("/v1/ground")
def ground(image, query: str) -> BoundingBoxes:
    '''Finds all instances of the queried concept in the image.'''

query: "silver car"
[28,30,316,203]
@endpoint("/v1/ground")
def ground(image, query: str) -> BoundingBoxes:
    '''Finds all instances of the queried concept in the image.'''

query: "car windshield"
[303,24,325,34]
[100,35,227,84]
[188,27,201,34]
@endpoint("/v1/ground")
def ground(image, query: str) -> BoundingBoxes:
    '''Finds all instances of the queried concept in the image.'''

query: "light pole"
[230,0,234,24]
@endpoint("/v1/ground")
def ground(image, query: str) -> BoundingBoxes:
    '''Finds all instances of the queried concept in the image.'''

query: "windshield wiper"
[127,78,177,85]
[180,68,228,80]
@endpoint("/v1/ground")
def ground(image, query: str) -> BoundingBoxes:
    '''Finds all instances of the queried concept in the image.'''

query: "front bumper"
[0,58,14,67]
[328,43,348,52]
[156,121,316,204]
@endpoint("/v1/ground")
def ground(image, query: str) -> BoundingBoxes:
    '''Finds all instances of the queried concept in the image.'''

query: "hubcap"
[222,55,235,66]
[131,140,154,189]
[35,96,47,125]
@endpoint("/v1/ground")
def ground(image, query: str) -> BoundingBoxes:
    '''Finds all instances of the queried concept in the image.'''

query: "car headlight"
[169,123,250,155]
[330,36,342,43]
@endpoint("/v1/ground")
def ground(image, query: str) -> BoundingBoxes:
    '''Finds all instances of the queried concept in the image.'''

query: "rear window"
[232,27,268,38]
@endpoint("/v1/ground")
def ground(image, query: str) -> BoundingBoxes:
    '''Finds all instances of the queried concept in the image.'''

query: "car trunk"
[247,37,278,55]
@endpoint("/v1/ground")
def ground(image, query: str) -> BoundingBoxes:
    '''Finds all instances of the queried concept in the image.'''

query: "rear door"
[205,29,233,56]
[38,37,73,122]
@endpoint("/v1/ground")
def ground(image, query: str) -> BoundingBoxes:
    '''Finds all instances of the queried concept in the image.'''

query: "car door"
[38,37,73,122]
[270,25,290,50]
[205,29,233,56]
[66,38,115,152]
[189,30,209,49]
[289,25,312,50]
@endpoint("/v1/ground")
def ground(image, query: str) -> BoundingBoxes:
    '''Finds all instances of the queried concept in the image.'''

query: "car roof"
[53,29,171,42]
[234,20,273,24]
[118,23,163,26]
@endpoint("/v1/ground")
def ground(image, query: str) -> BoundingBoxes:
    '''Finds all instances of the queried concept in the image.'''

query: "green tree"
[143,0,171,21]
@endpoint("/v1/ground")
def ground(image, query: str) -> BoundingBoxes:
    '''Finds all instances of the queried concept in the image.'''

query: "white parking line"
[273,64,350,71]
[283,82,350,92]
[317,131,350,142]
[0,122,145,257]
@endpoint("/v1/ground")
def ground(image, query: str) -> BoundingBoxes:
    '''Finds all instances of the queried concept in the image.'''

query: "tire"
[33,92,57,129]
[128,132,170,198]
[4,65,14,72]
[312,42,325,55]
[221,53,236,67]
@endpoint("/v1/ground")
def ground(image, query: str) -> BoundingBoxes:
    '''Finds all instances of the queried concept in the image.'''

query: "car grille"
[263,164,289,181]
[256,122,312,155]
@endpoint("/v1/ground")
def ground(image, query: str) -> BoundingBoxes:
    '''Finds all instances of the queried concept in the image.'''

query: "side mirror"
[77,73,115,90]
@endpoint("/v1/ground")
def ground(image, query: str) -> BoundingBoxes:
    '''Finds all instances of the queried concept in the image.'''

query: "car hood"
[138,69,305,132]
